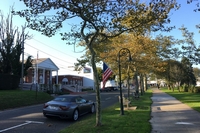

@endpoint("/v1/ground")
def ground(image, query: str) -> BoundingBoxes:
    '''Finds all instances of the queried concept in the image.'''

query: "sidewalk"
[150,88,200,133]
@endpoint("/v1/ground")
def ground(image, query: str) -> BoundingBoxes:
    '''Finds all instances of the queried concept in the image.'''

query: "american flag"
[102,62,113,89]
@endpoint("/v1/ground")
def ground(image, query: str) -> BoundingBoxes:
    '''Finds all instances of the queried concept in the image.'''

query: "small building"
[52,66,94,89]
[52,75,83,86]
[24,58,59,84]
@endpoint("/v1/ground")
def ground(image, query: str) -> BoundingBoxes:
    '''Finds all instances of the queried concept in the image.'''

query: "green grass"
[0,90,53,110]
[161,88,200,113]
[59,90,153,133]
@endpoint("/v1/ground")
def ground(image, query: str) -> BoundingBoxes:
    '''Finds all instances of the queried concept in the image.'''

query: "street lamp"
[118,48,132,115]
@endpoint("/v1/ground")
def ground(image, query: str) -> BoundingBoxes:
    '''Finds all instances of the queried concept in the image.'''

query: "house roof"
[32,58,59,71]
[32,58,51,65]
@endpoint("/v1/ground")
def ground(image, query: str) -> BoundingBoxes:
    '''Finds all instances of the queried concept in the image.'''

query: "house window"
[32,70,34,75]
[39,76,43,84]
[84,67,91,73]
[39,70,43,75]
[47,70,49,76]
[62,78,68,85]
[32,76,34,83]
[47,78,49,84]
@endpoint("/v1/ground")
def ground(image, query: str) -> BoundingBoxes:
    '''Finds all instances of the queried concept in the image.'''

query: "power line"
[25,42,75,65]
[24,52,77,72]
[32,38,79,59]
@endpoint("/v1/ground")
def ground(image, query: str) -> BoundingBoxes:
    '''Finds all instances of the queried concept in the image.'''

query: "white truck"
[100,80,118,92]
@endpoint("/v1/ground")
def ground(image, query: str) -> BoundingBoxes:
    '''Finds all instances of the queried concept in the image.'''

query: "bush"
[194,87,200,93]
[179,86,183,91]
[82,88,93,92]
[0,74,20,90]
[183,85,188,92]
[180,84,188,92]
[188,85,196,93]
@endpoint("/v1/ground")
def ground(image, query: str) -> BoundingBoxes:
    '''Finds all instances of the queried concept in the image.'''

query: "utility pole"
[21,35,24,90]
[35,51,39,99]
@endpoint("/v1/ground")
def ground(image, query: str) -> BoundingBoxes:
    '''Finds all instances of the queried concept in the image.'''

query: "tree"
[23,56,33,77]
[14,0,179,126]
[0,8,32,87]
[181,57,196,86]
[169,60,184,92]
[193,67,200,80]
[179,26,200,65]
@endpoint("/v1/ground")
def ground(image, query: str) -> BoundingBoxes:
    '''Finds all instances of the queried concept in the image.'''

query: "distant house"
[24,58,59,84]
[52,75,83,86]
[52,66,94,89]
[80,67,94,89]
[24,58,95,90]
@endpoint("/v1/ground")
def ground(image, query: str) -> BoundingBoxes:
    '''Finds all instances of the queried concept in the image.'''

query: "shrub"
[82,88,93,92]
[0,74,20,90]
[183,84,188,92]
[187,85,196,93]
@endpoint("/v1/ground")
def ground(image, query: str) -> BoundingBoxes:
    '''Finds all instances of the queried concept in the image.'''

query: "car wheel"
[72,109,79,121]
[43,113,50,118]
[90,104,95,113]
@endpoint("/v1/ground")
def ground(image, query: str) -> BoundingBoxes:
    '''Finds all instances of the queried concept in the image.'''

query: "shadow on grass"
[59,90,153,133]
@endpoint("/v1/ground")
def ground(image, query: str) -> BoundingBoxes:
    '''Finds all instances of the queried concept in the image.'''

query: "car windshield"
[53,97,71,102]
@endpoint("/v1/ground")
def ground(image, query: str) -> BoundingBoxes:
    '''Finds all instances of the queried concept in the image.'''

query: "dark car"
[100,87,118,92]
[100,87,110,92]
[43,95,95,121]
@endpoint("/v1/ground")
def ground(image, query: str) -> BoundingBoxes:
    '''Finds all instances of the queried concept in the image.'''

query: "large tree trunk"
[134,71,139,95]
[144,74,148,91]
[167,84,171,90]
[178,81,181,92]
[140,74,144,95]
[89,46,102,126]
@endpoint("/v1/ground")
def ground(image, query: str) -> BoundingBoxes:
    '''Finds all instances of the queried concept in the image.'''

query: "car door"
[75,97,87,114]
[79,98,89,114]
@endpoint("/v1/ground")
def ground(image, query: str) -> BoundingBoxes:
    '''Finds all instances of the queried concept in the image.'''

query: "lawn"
[59,89,153,133]
[0,90,53,110]
[161,88,200,113]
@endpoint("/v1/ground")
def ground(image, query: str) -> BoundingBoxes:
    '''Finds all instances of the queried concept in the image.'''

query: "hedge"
[0,74,20,90]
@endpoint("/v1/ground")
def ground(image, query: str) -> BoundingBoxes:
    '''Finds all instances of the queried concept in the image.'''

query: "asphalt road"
[0,90,123,133]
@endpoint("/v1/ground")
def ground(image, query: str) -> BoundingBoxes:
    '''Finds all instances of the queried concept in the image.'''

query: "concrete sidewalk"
[150,88,200,133]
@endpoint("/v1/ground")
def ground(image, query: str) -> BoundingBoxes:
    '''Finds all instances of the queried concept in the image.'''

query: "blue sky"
[0,0,85,75]
[157,0,200,68]
[0,0,200,74]
[159,1,200,40]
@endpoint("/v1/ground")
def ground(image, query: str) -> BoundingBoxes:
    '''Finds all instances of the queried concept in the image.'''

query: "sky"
[0,0,200,75]
[156,0,200,68]
[0,0,86,75]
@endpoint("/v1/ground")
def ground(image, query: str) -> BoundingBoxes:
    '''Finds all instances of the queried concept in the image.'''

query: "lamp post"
[118,48,132,115]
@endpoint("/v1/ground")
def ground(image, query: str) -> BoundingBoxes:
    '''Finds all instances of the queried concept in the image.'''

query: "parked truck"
[100,80,118,92]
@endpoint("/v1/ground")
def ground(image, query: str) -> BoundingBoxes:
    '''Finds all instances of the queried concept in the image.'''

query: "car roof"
[53,95,83,102]
[56,95,82,100]
[57,95,82,98]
